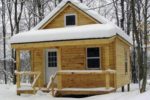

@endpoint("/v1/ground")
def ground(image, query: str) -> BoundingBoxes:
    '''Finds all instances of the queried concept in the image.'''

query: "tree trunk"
[1,0,7,84]
[112,0,119,26]
[140,0,148,93]
[120,0,125,30]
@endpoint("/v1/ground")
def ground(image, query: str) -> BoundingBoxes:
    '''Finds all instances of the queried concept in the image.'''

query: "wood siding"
[115,38,131,88]
[43,4,97,29]
[32,49,45,87]
[60,45,115,88]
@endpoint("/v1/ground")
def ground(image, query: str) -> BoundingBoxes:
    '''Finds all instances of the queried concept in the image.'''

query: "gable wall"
[43,4,97,29]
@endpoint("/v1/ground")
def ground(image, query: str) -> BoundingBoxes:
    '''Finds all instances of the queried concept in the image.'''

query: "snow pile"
[32,0,109,30]
[0,84,150,100]
[130,91,150,100]
[10,24,132,44]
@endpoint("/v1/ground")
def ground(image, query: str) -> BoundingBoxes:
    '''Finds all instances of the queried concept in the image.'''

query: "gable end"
[39,1,101,29]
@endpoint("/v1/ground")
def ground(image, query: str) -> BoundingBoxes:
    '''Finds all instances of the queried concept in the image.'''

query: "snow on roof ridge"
[63,0,80,3]
[32,0,109,30]
[10,24,133,44]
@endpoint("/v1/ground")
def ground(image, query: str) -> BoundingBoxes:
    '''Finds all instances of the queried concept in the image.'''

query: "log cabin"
[10,0,132,96]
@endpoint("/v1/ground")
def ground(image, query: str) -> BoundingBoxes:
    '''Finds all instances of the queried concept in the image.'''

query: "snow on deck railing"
[58,69,116,74]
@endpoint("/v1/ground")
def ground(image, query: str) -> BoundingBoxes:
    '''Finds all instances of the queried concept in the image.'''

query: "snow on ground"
[0,83,150,100]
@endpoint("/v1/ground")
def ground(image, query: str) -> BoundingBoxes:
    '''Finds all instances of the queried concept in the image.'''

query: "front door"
[45,49,58,84]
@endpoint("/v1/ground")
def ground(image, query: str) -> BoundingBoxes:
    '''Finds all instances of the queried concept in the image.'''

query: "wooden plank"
[11,37,115,49]
[58,70,116,75]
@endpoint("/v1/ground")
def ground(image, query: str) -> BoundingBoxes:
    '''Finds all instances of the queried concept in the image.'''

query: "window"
[87,47,100,69]
[65,14,76,26]
[47,51,57,67]
[125,50,128,73]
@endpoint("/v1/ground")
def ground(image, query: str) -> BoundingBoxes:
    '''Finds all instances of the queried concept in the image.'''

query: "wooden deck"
[17,87,116,96]
[16,70,117,96]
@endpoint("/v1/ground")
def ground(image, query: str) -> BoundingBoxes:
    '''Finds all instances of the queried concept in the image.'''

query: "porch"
[15,70,116,96]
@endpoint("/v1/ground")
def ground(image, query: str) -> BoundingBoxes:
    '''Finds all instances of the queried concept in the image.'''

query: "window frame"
[64,14,77,27]
[46,49,58,68]
[86,47,101,70]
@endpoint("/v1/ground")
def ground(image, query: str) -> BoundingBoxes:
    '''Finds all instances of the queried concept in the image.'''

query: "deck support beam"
[127,84,130,91]
[121,86,125,92]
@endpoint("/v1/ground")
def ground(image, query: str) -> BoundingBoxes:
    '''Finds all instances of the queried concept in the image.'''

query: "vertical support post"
[122,86,125,92]
[51,77,55,96]
[57,48,62,89]
[16,50,20,88]
[127,84,130,91]
[106,71,110,89]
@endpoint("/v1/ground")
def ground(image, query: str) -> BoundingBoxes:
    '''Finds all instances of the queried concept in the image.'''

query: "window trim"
[64,14,77,27]
[46,49,58,68]
[86,47,101,70]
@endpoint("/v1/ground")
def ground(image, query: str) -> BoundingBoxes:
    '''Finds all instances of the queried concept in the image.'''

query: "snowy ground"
[0,83,150,100]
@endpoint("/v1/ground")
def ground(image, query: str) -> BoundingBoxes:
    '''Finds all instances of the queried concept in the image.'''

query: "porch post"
[106,71,110,89]
[57,48,62,89]
[16,49,20,88]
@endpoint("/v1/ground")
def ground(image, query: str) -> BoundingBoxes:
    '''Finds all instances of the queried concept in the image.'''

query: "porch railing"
[15,71,41,94]
[50,69,116,96]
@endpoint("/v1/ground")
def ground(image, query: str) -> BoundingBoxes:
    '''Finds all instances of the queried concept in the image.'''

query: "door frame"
[45,48,58,84]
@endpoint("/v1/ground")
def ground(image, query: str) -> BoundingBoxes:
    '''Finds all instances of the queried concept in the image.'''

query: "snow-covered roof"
[10,24,132,44]
[32,0,109,30]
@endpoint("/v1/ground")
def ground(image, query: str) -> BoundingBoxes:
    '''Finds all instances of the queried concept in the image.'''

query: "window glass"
[87,47,100,69]
[47,51,57,67]
[66,15,76,26]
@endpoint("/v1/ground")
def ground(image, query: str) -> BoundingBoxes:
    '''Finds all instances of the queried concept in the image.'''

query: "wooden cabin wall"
[43,5,96,29]
[115,38,131,88]
[32,49,45,87]
[61,44,115,88]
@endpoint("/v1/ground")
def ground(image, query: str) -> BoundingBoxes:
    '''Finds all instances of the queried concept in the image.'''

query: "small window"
[65,14,76,26]
[47,51,57,67]
[125,50,128,73]
[87,47,100,69]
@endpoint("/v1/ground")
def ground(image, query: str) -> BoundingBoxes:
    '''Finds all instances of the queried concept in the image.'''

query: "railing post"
[16,74,20,88]
[106,71,110,89]
[51,77,55,96]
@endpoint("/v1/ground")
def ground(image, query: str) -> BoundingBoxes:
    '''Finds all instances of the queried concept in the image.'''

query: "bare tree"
[112,0,119,26]
[120,0,125,30]
[1,0,7,84]
[131,0,149,93]
[14,0,25,34]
